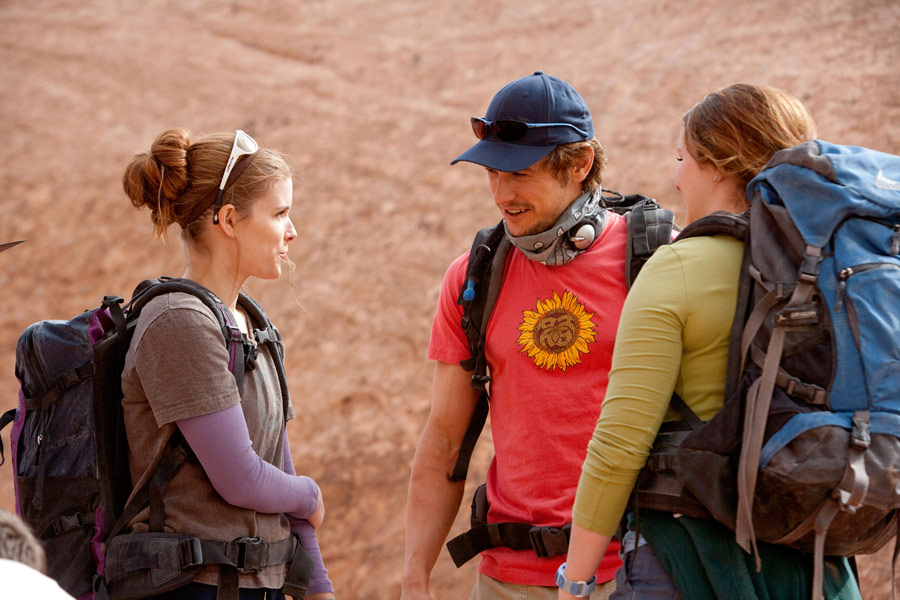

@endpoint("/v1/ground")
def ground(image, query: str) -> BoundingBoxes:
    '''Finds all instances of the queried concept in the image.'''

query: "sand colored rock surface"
[1,0,899,597]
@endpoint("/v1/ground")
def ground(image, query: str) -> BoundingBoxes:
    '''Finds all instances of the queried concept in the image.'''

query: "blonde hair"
[543,137,607,193]
[683,83,817,186]
[122,128,292,241]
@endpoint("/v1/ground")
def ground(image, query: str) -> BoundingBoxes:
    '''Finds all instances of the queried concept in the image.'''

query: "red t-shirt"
[428,212,627,586]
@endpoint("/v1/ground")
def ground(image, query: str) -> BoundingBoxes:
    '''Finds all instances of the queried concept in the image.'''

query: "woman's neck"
[182,260,245,314]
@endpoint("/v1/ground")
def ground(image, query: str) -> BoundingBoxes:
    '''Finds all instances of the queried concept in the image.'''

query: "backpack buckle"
[230,537,264,573]
[471,373,491,394]
[528,524,571,558]
[179,537,203,568]
[799,246,823,280]
[850,412,871,450]
[51,513,84,536]
[255,327,278,345]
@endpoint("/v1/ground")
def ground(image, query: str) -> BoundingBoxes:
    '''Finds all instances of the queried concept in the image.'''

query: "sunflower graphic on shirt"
[517,290,597,371]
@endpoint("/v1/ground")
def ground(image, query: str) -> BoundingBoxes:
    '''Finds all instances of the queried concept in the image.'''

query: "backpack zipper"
[836,262,900,311]
[23,328,49,468]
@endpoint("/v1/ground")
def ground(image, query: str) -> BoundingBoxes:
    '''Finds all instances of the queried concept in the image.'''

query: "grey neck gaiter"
[505,190,606,266]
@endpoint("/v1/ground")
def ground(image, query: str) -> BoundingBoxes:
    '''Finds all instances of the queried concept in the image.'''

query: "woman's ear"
[216,204,238,239]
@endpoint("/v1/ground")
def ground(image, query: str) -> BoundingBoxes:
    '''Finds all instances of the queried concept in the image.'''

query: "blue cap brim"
[450,139,556,172]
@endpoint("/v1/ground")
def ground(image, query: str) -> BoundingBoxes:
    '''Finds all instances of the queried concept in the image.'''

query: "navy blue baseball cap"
[451,71,594,172]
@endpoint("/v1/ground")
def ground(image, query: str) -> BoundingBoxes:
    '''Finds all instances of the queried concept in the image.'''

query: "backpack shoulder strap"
[457,222,509,369]
[237,292,291,420]
[451,222,510,482]
[677,210,748,242]
[618,195,678,288]
[129,278,249,391]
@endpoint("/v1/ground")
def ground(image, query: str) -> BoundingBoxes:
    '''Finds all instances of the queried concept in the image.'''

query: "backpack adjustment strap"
[647,452,679,472]
[282,536,315,599]
[834,411,872,513]
[54,363,94,394]
[781,375,827,405]
[105,535,203,575]
[25,363,95,411]
[446,520,571,567]
[199,536,297,574]
[225,325,244,344]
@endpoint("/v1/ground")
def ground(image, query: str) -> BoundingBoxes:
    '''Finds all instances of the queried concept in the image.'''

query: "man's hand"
[401,362,480,600]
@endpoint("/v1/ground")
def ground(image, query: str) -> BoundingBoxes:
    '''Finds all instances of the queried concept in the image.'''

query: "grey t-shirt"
[121,292,294,588]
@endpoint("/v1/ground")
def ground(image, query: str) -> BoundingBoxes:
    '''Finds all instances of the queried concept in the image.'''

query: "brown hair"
[683,83,817,187]
[543,137,607,193]
[0,509,46,573]
[122,129,292,241]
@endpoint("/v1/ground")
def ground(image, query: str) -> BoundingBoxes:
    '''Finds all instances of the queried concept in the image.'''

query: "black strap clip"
[528,524,571,558]
[178,537,204,569]
[230,537,264,574]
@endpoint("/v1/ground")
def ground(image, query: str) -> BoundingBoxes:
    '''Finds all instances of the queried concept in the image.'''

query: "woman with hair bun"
[557,85,861,599]
[119,128,335,599]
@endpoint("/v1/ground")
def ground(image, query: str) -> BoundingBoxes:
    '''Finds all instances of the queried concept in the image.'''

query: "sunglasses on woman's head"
[470,117,590,143]
[212,130,259,224]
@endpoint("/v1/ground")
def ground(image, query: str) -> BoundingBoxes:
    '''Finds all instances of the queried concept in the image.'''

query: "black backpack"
[0,277,313,600]
[445,191,677,566]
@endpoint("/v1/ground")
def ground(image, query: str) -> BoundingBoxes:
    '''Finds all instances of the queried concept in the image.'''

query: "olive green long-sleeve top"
[572,234,743,535]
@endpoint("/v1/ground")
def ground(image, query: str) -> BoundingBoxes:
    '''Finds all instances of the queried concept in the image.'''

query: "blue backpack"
[648,141,900,600]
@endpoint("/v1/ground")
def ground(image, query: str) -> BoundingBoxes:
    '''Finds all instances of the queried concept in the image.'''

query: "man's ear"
[572,145,595,184]
[216,204,238,238]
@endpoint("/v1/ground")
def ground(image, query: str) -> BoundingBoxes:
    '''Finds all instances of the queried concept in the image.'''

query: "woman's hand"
[307,483,325,529]
[303,593,335,600]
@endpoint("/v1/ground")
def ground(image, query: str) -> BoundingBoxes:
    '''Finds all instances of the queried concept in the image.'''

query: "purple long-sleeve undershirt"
[176,405,333,595]
[282,430,334,596]
[177,404,318,519]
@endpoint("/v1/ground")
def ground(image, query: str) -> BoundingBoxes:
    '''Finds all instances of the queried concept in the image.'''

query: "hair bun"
[123,128,192,233]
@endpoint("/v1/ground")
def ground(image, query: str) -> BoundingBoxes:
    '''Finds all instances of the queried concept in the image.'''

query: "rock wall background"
[1,1,898,597]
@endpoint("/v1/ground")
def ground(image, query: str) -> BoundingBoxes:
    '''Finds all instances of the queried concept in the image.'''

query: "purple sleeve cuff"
[176,405,318,518]
[283,430,334,595]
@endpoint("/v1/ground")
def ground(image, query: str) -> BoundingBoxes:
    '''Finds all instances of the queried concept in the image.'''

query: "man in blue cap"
[402,72,628,599]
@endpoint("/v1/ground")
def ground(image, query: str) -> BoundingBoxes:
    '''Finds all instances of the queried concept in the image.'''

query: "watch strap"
[555,562,596,597]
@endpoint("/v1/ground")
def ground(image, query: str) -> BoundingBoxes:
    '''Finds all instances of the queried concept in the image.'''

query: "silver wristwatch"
[555,562,596,597]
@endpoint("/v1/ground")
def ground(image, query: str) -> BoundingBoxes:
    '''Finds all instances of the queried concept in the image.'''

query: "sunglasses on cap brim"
[470,117,590,143]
